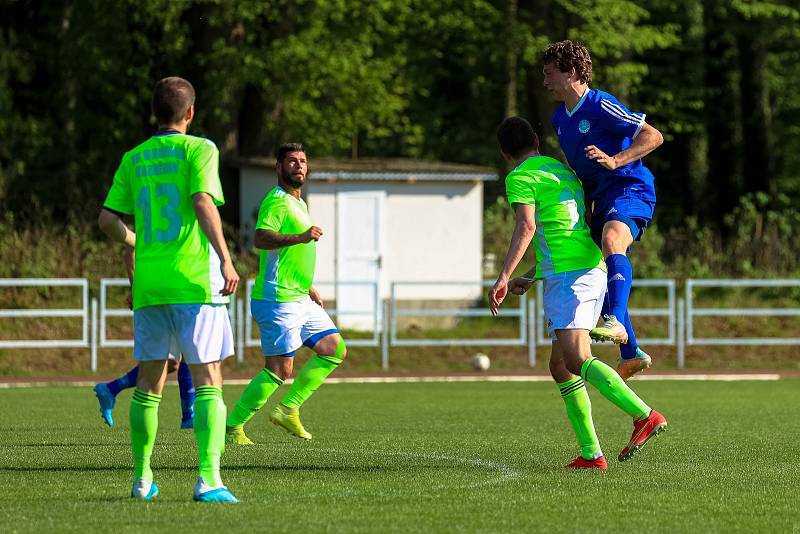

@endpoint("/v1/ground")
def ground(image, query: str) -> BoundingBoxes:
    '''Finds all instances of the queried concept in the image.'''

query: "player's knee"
[601,233,623,255]
[563,355,584,377]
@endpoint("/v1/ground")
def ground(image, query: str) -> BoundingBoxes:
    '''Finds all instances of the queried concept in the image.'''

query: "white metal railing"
[0,278,95,368]
[387,280,530,370]
[534,279,682,365]
[3,277,799,372]
[686,279,800,347]
[244,279,381,351]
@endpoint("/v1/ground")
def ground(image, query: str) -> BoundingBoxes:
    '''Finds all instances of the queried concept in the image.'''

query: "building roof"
[237,157,497,182]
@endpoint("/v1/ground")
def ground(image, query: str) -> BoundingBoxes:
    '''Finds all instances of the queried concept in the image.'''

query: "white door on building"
[336,188,384,331]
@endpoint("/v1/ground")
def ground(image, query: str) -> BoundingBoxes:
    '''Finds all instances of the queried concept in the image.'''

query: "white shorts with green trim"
[133,304,234,364]
[543,267,607,338]
[251,297,338,356]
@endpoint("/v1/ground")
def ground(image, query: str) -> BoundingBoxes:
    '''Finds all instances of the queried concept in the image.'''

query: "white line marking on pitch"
[294,447,522,493]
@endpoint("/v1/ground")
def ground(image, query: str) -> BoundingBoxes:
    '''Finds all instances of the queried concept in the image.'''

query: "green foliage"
[1,0,799,279]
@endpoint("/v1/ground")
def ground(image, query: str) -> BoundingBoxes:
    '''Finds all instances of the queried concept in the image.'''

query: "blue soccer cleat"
[181,413,194,430]
[131,478,159,500]
[94,383,116,427]
[193,477,239,503]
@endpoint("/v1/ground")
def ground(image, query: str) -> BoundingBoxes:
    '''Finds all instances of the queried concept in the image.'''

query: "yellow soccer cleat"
[616,348,653,381]
[590,315,629,344]
[269,405,312,440]
[226,425,255,446]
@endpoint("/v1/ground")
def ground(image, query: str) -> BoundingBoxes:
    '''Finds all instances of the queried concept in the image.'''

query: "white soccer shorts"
[251,297,338,356]
[133,304,234,364]
[542,267,607,337]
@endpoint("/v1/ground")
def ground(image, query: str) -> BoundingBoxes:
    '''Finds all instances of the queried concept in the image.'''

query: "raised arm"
[193,192,239,296]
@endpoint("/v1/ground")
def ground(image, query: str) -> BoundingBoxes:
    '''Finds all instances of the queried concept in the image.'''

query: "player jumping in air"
[99,77,239,502]
[489,117,666,469]
[225,143,345,445]
[543,40,664,380]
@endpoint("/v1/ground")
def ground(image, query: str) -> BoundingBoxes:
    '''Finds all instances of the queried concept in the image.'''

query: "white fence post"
[91,297,98,372]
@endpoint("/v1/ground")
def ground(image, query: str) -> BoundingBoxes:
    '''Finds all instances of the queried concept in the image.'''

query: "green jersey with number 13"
[504,155,604,279]
[103,133,227,310]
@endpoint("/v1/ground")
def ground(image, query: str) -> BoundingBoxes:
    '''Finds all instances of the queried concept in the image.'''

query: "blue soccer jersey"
[551,89,656,207]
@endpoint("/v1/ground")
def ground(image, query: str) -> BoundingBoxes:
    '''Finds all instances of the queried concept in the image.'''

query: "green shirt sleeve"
[103,155,135,215]
[189,138,224,206]
[505,171,536,206]
[255,195,287,231]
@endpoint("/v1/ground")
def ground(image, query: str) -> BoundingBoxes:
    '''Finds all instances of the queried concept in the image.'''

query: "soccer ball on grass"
[471,353,491,371]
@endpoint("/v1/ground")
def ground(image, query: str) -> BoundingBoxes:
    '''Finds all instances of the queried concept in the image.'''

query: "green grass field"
[1,380,798,533]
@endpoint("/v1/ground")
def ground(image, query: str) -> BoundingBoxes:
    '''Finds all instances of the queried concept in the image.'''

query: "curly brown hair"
[542,40,593,84]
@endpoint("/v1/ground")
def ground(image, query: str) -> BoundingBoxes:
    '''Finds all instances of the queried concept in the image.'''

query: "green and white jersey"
[505,156,604,279]
[103,133,227,310]
[252,186,316,302]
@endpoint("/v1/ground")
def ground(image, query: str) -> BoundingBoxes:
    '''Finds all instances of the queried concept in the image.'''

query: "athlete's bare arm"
[489,203,536,315]
[193,192,239,296]
[254,226,322,250]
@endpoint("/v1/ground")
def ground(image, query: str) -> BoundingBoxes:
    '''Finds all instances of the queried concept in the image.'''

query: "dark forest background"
[1,0,799,278]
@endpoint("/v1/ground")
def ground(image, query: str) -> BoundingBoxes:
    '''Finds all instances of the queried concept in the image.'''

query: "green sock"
[227,368,284,428]
[558,376,602,460]
[581,357,650,419]
[194,385,226,487]
[281,338,345,409]
[130,389,161,481]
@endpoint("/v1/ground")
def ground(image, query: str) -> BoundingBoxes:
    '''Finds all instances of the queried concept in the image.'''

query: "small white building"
[238,158,497,328]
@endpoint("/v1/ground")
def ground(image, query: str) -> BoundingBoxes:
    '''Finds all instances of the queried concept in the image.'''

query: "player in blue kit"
[542,40,664,380]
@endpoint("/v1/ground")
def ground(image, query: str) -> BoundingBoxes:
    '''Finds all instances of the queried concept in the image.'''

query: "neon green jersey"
[252,186,316,302]
[103,133,227,309]
[505,156,604,279]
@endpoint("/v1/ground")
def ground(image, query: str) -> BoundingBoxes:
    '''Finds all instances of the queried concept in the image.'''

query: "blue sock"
[178,361,195,418]
[106,366,139,396]
[605,254,633,321]
[620,310,639,359]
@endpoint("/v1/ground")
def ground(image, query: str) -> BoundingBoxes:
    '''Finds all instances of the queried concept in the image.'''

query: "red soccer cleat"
[565,455,608,470]
[618,409,667,462]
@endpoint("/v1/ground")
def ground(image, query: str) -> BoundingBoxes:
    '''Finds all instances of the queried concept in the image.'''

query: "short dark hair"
[496,117,539,159]
[152,77,195,125]
[276,142,306,163]
[542,40,593,84]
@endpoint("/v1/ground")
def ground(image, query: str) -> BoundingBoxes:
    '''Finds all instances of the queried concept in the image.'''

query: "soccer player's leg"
[590,219,633,344]
[544,268,607,469]
[273,300,343,440]
[129,359,169,500]
[549,339,605,470]
[94,365,139,427]
[129,305,175,500]
[225,300,296,445]
[176,357,195,429]
[177,303,238,503]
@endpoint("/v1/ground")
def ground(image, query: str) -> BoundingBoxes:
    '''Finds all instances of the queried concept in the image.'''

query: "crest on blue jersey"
[578,119,590,133]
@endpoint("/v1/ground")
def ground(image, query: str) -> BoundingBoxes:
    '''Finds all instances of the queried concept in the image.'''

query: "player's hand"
[309,286,324,308]
[488,277,509,317]
[220,259,240,296]
[300,226,323,243]
[584,145,619,170]
[509,277,534,295]
[126,291,133,311]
